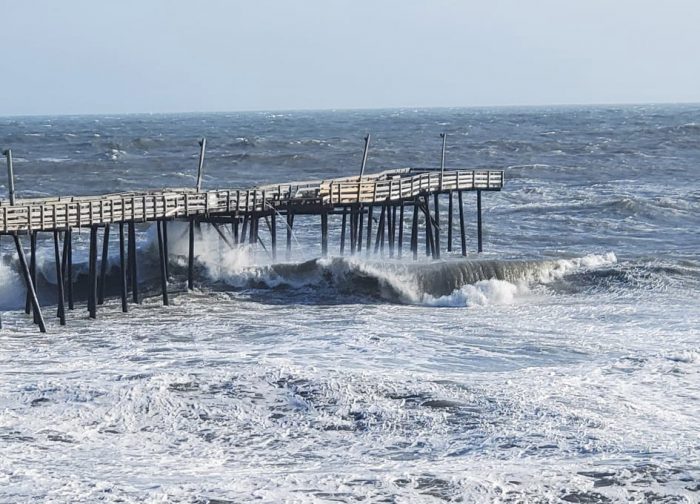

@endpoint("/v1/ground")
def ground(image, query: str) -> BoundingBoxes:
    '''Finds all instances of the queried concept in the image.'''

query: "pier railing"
[0,169,503,234]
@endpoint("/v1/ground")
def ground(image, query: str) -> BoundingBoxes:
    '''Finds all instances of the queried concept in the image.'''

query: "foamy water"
[1,106,699,502]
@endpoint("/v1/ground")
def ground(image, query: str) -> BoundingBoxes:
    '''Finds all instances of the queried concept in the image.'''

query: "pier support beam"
[433,193,441,259]
[119,223,128,312]
[447,191,453,252]
[240,216,248,245]
[388,204,396,258]
[270,213,277,260]
[62,229,74,310]
[162,220,169,278]
[458,191,467,256]
[188,219,195,290]
[374,204,386,255]
[53,231,66,325]
[321,212,328,257]
[477,189,483,253]
[128,222,139,303]
[398,201,404,258]
[286,211,294,259]
[13,233,46,333]
[88,225,98,319]
[340,208,347,255]
[357,207,364,254]
[411,199,419,260]
[365,206,373,256]
[157,220,169,306]
[98,224,110,305]
[24,231,36,317]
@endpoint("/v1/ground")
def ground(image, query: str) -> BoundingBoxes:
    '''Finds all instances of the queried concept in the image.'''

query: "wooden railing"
[0,169,503,233]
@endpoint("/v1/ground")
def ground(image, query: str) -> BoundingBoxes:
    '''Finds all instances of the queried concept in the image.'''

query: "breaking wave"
[203,249,619,306]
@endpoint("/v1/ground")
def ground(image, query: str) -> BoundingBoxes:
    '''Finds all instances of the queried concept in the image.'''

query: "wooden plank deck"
[0,168,503,234]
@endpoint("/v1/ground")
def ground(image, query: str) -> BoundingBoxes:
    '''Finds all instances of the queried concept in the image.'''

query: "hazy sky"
[1,0,699,115]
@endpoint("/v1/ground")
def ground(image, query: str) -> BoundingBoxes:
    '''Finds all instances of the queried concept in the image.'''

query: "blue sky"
[1,0,699,115]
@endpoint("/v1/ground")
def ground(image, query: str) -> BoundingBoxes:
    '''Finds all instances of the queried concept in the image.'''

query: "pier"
[1,138,504,332]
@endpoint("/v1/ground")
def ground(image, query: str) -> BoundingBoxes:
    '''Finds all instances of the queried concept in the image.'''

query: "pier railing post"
[196,138,206,192]
[4,149,16,204]
[439,133,446,191]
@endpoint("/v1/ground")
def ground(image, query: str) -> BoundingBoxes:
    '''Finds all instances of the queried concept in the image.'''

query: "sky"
[1,0,699,115]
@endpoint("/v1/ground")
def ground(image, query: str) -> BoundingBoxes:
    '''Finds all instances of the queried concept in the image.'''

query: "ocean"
[1,106,699,502]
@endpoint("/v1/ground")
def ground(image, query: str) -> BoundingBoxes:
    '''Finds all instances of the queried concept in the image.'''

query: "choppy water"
[1,106,699,502]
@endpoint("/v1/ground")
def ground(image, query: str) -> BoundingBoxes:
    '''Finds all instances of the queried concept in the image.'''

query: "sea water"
[0,106,699,502]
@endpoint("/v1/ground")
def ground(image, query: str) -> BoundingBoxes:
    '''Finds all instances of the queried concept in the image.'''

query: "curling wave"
[206,250,619,306]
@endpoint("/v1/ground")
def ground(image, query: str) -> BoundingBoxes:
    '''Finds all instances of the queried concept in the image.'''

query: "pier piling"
[53,231,66,325]
[157,220,169,306]
[477,189,483,253]
[98,224,110,305]
[13,233,46,333]
[119,223,128,312]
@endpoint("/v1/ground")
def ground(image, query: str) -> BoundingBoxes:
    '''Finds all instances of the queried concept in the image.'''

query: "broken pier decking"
[0,167,504,333]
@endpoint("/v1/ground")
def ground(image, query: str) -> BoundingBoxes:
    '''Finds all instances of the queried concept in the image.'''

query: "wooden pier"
[0,144,504,333]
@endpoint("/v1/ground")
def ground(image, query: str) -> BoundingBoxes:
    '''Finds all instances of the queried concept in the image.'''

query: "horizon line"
[1,100,699,119]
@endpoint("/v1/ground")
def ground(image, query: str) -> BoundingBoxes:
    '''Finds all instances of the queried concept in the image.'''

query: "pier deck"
[0,168,502,234]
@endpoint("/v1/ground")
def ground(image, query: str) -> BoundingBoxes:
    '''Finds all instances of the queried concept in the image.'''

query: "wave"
[202,249,618,307]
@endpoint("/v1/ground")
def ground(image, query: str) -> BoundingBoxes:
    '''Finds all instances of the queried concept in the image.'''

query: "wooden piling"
[374,204,386,255]
[447,191,453,252]
[232,218,239,245]
[98,224,110,305]
[398,201,404,258]
[349,208,357,254]
[119,222,128,312]
[157,220,169,306]
[88,225,98,318]
[411,199,419,260]
[162,220,169,278]
[433,193,441,259]
[53,231,66,325]
[240,216,248,244]
[64,229,74,309]
[25,231,36,316]
[477,189,483,253]
[365,206,373,256]
[13,233,46,333]
[286,211,294,259]
[388,204,395,258]
[422,196,437,259]
[321,212,328,257]
[458,191,467,256]
[357,207,364,253]
[128,222,139,303]
[270,212,277,260]
[187,219,195,290]
[340,208,347,255]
